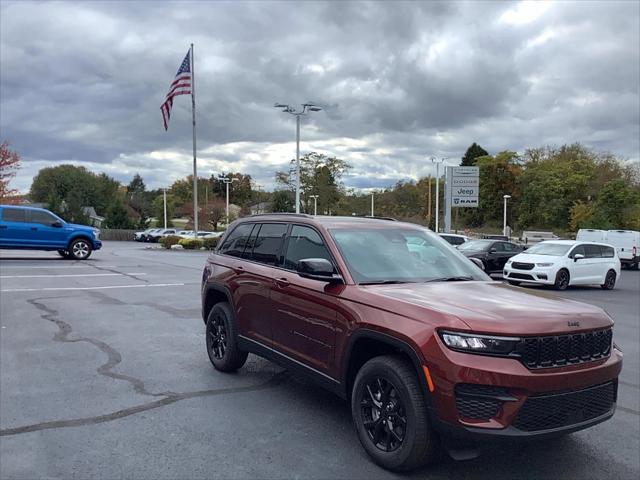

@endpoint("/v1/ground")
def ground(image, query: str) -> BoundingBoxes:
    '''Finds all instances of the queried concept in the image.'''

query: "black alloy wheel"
[554,269,570,290]
[360,377,407,452]
[601,270,616,290]
[205,302,248,372]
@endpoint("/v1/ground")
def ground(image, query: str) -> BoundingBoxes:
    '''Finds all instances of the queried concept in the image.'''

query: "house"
[249,202,271,215]
[82,207,106,228]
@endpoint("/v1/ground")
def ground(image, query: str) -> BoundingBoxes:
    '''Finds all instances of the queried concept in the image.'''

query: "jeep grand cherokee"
[200,214,622,471]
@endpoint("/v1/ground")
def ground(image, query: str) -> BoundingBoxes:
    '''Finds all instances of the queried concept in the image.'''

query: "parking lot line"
[0,273,147,279]
[1,283,186,292]
[0,265,123,269]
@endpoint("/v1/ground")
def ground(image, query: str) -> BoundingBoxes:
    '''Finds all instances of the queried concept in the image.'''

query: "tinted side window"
[219,223,254,258]
[30,210,57,225]
[284,225,334,271]
[502,242,515,252]
[2,208,27,222]
[454,237,465,245]
[585,244,602,258]
[492,242,505,252]
[248,223,287,265]
[570,245,586,258]
[241,224,259,258]
[602,246,615,258]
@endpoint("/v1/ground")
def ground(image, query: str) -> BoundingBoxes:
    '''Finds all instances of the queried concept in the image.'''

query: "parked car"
[503,240,621,290]
[0,205,102,260]
[521,231,559,245]
[438,233,469,246]
[457,239,523,273]
[576,229,639,270]
[480,234,509,241]
[147,228,177,242]
[201,214,621,471]
[134,228,157,242]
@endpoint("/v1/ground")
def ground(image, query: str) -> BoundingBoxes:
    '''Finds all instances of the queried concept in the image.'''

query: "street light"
[218,174,238,226]
[163,188,168,229]
[274,102,323,213]
[431,157,445,232]
[370,191,375,217]
[309,195,319,216]
[503,194,512,237]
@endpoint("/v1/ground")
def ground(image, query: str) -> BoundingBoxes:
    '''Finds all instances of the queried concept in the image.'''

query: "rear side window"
[493,242,505,252]
[1,208,27,222]
[602,246,615,258]
[30,210,57,225]
[219,223,254,258]
[248,223,288,266]
[585,244,602,258]
[284,225,334,271]
[502,242,516,252]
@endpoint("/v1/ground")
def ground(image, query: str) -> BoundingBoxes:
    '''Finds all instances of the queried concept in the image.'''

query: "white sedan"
[503,240,621,290]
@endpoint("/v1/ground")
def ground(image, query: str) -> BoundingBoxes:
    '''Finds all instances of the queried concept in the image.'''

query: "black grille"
[455,384,512,420]
[512,262,534,270]
[518,329,612,369]
[509,273,535,280]
[513,382,616,431]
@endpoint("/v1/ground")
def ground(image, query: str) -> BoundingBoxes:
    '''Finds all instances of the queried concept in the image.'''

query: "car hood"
[66,223,96,232]
[359,281,612,335]
[508,253,562,263]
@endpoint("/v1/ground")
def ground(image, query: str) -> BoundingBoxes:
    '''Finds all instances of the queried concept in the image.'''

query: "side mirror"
[489,248,497,254]
[51,221,63,228]
[297,258,343,283]
[573,253,584,262]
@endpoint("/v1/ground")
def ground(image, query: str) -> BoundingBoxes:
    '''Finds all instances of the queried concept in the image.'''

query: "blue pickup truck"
[0,205,102,260]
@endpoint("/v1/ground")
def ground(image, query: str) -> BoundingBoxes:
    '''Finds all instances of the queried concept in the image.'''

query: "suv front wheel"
[351,355,439,471]
[68,238,92,260]
[206,302,248,372]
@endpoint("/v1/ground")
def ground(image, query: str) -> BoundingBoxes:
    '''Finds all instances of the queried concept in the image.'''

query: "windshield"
[524,243,571,256]
[329,227,488,284]
[458,239,493,251]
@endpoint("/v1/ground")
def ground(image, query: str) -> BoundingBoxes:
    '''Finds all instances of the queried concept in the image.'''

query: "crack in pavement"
[0,371,289,437]
[26,297,172,398]
[89,264,150,283]
[1,296,289,438]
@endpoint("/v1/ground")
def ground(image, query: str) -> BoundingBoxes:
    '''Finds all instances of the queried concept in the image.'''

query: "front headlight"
[536,262,554,267]
[506,260,512,265]
[439,331,521,356]
[93,229,100,239]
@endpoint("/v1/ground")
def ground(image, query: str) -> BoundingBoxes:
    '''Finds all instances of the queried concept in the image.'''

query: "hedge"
[159,235,182,249]
[179,238,204,249]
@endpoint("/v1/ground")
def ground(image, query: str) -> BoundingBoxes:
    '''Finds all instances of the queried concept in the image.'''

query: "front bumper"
[424,336,622,440]
[93,239,102,250]
[503,265,555,284]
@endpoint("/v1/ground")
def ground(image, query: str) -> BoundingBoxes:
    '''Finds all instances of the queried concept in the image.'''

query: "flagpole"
[191,43,198,238]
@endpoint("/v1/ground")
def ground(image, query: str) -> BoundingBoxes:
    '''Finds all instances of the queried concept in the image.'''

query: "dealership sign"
[450,166,479,207]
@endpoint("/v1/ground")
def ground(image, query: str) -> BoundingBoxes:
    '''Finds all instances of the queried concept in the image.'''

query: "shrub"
[202,237,219,250]
[179,238,204,250]
[160,235,182,249]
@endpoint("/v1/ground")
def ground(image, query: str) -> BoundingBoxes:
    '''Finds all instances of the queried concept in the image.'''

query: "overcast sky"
[1,0,639,194]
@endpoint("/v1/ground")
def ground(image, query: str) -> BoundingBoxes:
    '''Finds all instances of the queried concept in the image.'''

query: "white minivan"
[503,240,621,290]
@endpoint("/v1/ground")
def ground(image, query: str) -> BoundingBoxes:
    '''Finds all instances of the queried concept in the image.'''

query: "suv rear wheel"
[206,302,248,372]
[351,355,439,471]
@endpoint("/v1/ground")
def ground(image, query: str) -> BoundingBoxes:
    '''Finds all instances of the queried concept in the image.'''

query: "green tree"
[569,201,595,231]
[152,194,175,227]
[592,179,639,229]
[127,173,150,228]
[105,199,135,229]
[461,142,489,167]
[474,151,522,226]
[271,190,294,213]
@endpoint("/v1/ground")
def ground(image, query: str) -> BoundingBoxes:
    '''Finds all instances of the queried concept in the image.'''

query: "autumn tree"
[0,141,21,202]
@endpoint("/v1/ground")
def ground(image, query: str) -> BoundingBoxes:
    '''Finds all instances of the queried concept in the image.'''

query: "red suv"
[201,215,622,471]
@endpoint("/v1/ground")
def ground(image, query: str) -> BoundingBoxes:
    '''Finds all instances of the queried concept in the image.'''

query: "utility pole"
[427,175,432,227]
[431,157,444,232]
[163,188,167,229]
[371,192,375,217]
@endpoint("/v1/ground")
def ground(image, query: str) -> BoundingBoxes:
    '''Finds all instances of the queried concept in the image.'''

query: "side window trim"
[244,222,288,266]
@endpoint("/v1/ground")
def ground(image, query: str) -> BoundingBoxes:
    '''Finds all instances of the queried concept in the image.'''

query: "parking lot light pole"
[371,192,375,217]
[274,103,323,214]
[219,174,237,226]
[503,194,511,237]
[163,188,167,229]
[309,195,319,215]
[431,157,444,232]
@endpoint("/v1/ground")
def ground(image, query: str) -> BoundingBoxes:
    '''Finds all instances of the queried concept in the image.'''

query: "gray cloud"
[1,0,638,194]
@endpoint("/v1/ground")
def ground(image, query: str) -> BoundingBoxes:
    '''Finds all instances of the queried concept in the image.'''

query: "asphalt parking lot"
[1,241,638,479]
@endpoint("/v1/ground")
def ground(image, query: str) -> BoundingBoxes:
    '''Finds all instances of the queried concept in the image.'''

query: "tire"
[507,280,521,286]
[632,262,639,271]
[57,250,69,258]
[68,238,92,260]
[601,270,616,290]
[554,269,570,290]
[205,302,248,372]
[351,355,439,472]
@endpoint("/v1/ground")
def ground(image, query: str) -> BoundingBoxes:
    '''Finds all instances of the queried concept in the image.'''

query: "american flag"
[160,50,192,131]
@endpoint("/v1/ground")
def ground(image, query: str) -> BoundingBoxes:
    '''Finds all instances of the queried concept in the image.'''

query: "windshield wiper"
[424,276,474,282]
[359,280,418,285]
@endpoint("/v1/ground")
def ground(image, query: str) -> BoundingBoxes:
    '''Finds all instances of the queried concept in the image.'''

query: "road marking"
[1,283,186,293]
[0,273,147,279]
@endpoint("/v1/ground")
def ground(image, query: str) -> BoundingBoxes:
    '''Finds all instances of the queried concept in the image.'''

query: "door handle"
[275,277,290,288]
[31,227,38,231]
[232,265,245,274]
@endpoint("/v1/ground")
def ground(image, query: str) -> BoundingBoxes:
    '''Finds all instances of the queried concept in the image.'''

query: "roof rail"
[248,213,312,218]
[363,215,398,221]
